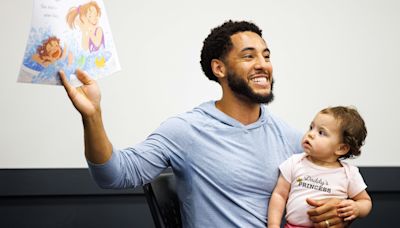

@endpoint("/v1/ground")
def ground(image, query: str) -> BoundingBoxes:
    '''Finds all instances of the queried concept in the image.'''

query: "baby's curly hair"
[200,20,262,83]
[320,106,367,159]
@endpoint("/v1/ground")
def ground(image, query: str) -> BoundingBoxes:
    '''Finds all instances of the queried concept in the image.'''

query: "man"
[60,20,345,227]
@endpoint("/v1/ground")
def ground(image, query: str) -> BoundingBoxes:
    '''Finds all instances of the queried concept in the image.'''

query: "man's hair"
[200,20,263,83]
[320,106,367,159]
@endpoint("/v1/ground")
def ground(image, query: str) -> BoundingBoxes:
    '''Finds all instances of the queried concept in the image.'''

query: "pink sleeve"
[348,166,367,198]
[279,155,295,183]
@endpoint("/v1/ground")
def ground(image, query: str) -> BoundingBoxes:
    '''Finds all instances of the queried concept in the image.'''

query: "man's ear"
[335,144,350,156]
[211,59,226,80]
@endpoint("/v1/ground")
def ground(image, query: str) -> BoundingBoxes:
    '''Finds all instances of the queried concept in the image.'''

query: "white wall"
[1,0,399,168]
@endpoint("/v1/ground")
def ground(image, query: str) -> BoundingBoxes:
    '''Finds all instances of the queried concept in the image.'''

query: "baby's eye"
[318,130,327,136]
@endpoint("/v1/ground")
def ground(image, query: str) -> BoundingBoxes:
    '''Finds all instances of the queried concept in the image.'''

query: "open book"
[18,0,120,86]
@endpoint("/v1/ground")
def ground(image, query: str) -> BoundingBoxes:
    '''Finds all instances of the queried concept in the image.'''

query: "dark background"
[0,167,397,227]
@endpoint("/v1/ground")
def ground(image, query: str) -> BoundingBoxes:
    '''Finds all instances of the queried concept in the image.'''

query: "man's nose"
[254,56,270,70]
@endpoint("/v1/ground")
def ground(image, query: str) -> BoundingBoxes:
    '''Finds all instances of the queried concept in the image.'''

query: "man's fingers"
[307,198,333,217]
[59,70,74,95]
[76,69,92,85]
[314,217,344,228]
[307,198,342,217]
[307,198,347,227]
[309,206,338,221]
[307,198,325,207]
[59,69,93,87]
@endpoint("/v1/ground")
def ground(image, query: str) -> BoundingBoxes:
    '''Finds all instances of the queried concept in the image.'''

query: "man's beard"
[227,70,274,104]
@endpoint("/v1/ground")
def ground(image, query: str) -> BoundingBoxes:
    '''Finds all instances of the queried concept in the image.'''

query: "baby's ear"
[335,144,350,156]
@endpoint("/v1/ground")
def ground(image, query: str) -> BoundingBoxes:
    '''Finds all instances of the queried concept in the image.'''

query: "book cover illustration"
[18,0,121,86]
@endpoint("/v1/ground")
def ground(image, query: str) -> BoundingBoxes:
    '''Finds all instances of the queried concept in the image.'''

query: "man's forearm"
[83,112,112,164]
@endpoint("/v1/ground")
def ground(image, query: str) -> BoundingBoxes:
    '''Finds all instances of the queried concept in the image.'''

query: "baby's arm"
[268,174,291,228]
[337,190,372,221]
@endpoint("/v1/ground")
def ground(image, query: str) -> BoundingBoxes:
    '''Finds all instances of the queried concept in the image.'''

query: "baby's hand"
[337,199,359,221]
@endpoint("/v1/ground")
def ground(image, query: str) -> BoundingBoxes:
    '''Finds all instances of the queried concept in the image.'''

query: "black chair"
[143,173,182,228]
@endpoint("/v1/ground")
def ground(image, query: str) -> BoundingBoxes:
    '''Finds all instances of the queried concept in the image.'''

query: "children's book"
[18,0,120,86]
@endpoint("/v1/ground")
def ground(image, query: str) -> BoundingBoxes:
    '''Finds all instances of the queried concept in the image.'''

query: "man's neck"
[215,96,261,125]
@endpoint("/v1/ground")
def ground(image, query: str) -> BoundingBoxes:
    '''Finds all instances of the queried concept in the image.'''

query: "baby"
[268,106,372,228]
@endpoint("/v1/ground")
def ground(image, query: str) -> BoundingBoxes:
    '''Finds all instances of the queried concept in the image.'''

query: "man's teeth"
[251,77,268,83]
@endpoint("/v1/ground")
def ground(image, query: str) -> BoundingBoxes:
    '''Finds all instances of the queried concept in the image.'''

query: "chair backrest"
[143,173,182,228]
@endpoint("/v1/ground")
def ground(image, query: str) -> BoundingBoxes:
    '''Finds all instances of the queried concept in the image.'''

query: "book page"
[18,0,120,86]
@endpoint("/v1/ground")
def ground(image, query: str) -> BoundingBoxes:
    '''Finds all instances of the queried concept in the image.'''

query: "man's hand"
[59,69,101,118]
[307,198,348,228]
[59,69,112,164]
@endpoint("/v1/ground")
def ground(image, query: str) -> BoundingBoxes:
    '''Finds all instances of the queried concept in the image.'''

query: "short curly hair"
[320,106,367,159]
[200,20,263,83]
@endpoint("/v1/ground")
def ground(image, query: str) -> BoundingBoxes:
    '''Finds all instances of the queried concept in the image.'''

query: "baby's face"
[302,113,343,163]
